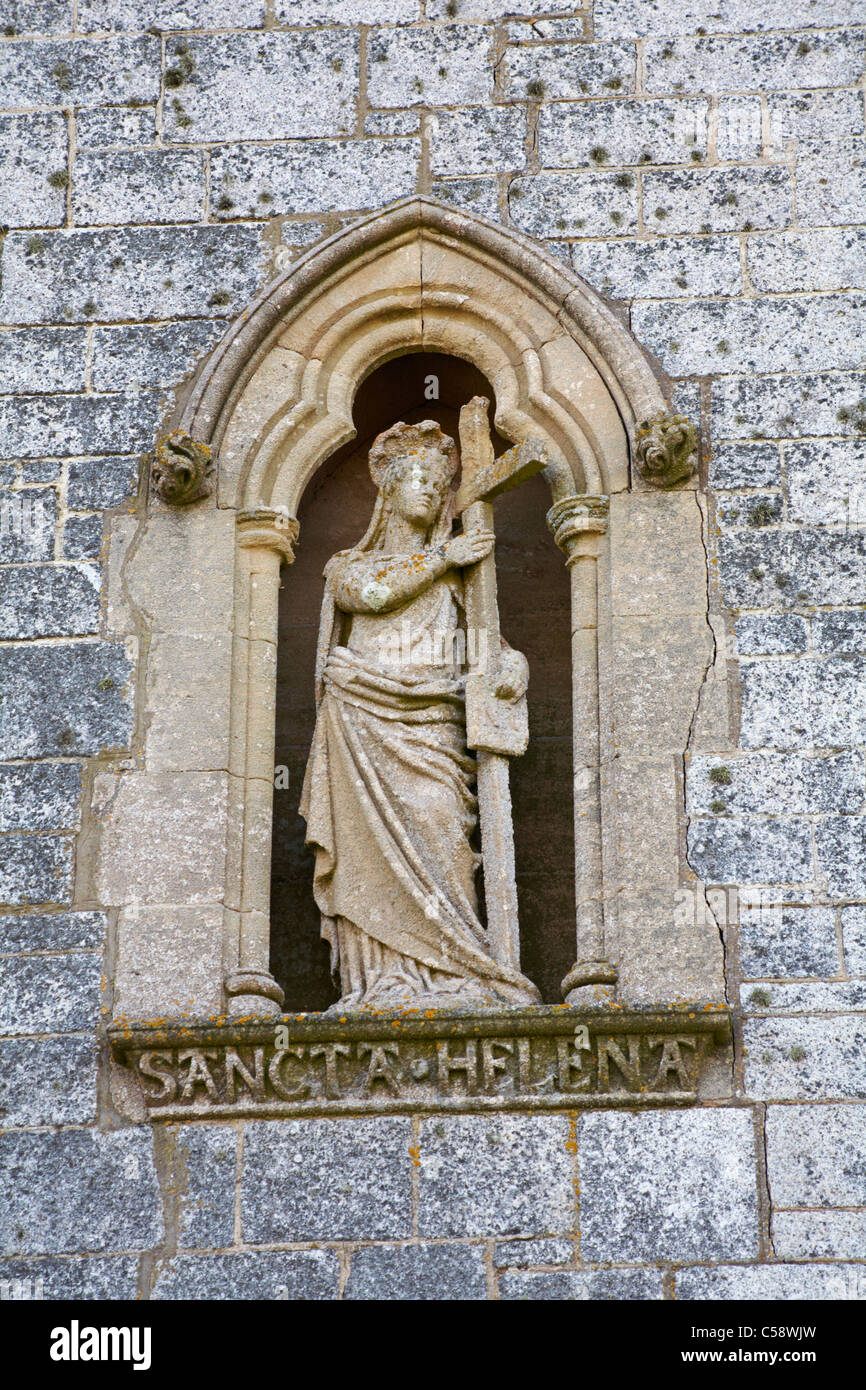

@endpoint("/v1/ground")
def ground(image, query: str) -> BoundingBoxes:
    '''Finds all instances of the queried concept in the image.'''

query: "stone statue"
[300,414,542,1010]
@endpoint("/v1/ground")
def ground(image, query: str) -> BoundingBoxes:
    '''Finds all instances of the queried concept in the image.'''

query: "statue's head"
[369,420,458,529]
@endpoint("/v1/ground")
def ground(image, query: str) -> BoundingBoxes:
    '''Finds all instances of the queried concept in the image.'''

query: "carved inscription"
[129,1028,708,1116]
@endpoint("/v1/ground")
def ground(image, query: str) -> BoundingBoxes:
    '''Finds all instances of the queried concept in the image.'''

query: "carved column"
[224,508,299,1017]
[546,495,618,1005]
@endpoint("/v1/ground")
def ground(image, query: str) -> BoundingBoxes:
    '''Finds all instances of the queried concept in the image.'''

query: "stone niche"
[101,196,734,1118]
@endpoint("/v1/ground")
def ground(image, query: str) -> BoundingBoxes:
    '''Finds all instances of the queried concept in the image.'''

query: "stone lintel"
[109,1004,731,1120]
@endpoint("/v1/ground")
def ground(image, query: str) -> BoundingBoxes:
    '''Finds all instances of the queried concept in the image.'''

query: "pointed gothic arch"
[101,196,728,1031]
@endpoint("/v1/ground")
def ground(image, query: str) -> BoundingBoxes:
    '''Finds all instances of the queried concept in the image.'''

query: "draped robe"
[299,552,540,1008]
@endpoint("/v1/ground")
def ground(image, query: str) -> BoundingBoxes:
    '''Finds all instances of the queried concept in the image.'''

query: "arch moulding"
[100,196,730,1055]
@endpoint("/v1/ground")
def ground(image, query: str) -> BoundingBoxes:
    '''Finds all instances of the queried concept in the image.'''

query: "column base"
[225,970,284,1018]
[561,959,618,1007]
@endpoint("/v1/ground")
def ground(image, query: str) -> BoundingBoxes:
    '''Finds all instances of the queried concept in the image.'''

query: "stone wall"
[1,0,864,1300]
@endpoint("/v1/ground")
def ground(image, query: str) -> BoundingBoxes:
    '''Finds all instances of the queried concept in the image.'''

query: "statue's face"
[390,450,445,527]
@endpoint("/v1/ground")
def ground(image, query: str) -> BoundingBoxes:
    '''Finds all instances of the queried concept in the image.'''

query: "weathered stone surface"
[813,611,866,655]
[797,139,866,227]
[0,0,72,36]
[0,327,86,395]
[0,643,133,758]
[168,1125,237,1250]
[677,1263,865,1300]
[113,905,224,1017]
[0,1037,97,1126]
[368,25,493,107]
[510,171,637,238]
[364,110,421,136]
[745,1017,866,1099]
[716,95,762,160]
[96,772,228,907]
[745,980,866,1013]
[92,321,224,392]
[572,235,741,300]
[431,0,576,15]
[145,633,231,773]
[711,370,866,441]
[688,818,812,886]
[606,492,708,617]
[709,443,781,489]
[417,1114,573,1238]
[279,0,417,20]
[0,37,159,107]
[79,0,265,28]
[493,1237,573,1267]
[72,150,205,226]
[739,658,866,752]
[642,168,792,234]
[773,1210,866,1261]
[720,532,866,610]
[429,107,526,177]
[0,226,267,325]
[345,1243,487,1300]
[75,106,157,149]
[163,31,358,143]
[19,460,61,484]
[124,508,235,635]
[0,564,100,639]
[500,1268,664,1300]
[241,1118,413,1242]
[0,1129,162,1255]
[634,295,866,376]
[540,99,708,168]
[0,1257,140,1301]
[63,515,103,562]
[0,954,101,1034]
[842,906,866,975]
[0,837,74,908]
[688,752,863,816]
[430,177,499,219]
[645,31,864,94]
[734,615,807,656]
[0,910,105,953]
[66,456,140,510]
[766,1103,866,1206]
[0,392,164,460]
[0,762,81,833]
[502,40,636,100]
[739,906,840,980]
[609,615,711,752]
[579,1109,758,1262]
[0,114,67,230]
[769,90,864,151]
[211,139,420,218]
[785,439,866,526]
[715,490,783,532]
[816,818,866,896]
[594,0,863,37]
[748,230,866,296]
[152,1250,339,1300]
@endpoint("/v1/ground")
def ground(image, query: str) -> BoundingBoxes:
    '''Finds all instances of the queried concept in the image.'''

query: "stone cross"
[456,396,549,973]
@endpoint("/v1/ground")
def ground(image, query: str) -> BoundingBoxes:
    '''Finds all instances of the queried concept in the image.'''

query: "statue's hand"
[442,528,495,568]
[493,648,529,701]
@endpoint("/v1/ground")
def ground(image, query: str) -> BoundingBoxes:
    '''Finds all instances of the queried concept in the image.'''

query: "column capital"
[546,494,609,561]
[237,507,300,564]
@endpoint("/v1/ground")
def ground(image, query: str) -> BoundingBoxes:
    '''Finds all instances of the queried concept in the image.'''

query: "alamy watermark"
[0,494,48,546]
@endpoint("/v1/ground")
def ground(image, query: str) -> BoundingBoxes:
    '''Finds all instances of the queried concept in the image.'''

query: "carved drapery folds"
[150,430,214,505]
[633,412,698,489]
[105,195,728,1058]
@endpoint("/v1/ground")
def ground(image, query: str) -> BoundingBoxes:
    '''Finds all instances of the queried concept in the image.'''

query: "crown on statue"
[368,419,459,490]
